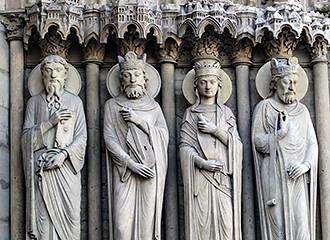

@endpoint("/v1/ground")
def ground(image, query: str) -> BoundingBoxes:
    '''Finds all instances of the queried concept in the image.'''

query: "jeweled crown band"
[118,51,146,71]
[271,57,299,77]
[194,60,222,78]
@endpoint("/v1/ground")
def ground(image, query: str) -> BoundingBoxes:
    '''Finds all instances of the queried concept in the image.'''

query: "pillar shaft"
[160,61,179,240]
[235,62,256,240]
[0,23,10,240]
[9,38,25,240]
[313,58,330,240]
[86,62,102,240]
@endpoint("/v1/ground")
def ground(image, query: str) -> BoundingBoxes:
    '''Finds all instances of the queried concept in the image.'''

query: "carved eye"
[144,146,147,150]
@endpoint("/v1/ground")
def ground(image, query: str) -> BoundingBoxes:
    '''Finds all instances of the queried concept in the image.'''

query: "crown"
[271,57,299,77]
[194,59,222,78]
[118,51,146,71]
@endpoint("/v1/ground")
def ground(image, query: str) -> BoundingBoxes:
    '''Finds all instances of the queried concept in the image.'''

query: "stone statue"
[22,55,87,240]
[180,59,242,240]
[104,51,168,240]
[252,57,318,240]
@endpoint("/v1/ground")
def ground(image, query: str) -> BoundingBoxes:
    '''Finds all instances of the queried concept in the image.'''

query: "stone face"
[104,52,168,240]
[252,57,318,240]
[22,55,87,240]
[180,58,242,240]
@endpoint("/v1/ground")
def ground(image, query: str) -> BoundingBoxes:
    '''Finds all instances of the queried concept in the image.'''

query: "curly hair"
[40,55,69,74]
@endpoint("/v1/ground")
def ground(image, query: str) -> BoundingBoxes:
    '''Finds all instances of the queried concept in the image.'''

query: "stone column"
[232,40,255,240]
[311,38,330,240]
[159,41,179,240]
[0,22,10,240]
[4,17,25,240]
[83,41,105,240]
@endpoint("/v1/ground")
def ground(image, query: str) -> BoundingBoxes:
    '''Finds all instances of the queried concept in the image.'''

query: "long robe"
[252,98,318,240]
[22,91,87,240]
[104,94,168,240]
[180,103,242,240]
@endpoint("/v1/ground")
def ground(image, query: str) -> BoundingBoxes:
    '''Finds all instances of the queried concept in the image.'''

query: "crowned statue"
[180,58,242,240]
[103,51,168,240]
[252,57,318,240]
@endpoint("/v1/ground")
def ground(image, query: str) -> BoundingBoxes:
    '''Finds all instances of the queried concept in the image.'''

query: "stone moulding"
[16,0,330,58]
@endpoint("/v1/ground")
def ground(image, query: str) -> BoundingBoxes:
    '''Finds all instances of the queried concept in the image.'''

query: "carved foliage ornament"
[83,40,105,63]
[159,39,179,62]
[262,28,298,58]
[118,26,146,57]
[1,16,24,40]
[311,37,328,60]
[192,27,221,60]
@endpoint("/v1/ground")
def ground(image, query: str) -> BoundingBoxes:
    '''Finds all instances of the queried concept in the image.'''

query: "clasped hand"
[287,162,309,179]
[127,160,155,178]
[201,159,224,172]
[197,114,217,134]
[49,109,72,126]
[120,107,142,125]
[43,150,67,170]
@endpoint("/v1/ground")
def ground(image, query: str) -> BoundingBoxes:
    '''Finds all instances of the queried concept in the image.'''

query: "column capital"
[232,38,253,66]
[159,39,179,64]
[1,15,24,41]
[83,40,105,65]
[311,37,328,64]
[262,28,298,58]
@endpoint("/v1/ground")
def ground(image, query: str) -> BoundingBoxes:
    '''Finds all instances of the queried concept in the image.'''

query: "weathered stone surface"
[252,57,318,240]
[22,55,87,239]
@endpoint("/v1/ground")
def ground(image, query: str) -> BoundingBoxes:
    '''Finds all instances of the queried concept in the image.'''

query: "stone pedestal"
[160,60,179,240]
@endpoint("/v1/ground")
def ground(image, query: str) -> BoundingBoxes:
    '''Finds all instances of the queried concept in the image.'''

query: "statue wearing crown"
[103,52,168,240]
[179,58,242,240]
[252,57,318,240]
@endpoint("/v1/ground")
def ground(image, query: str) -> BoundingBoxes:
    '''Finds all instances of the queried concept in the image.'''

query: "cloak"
[104,94,168,240]
[180,102,242,240]
[252,98,318,240]
[22,91,87,239]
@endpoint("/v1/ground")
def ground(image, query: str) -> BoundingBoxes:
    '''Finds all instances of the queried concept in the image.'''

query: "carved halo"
[28,63,82,96]
[182,68,233,104]
[255,61,308,100]
[106,63,161,98]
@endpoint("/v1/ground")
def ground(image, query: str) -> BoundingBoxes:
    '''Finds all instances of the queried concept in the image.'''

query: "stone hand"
[197,114,217,134]
[202,160,224,172]
[44,151,66,170]
[49,109,72,126]
[287,162,309,179]
[128,161,155,178]
[120,107,142,125]
[277,111,289,139]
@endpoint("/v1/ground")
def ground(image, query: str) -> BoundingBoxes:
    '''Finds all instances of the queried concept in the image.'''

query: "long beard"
[124,85,146,99]
[280,92,296,104]
[46,82,62,110]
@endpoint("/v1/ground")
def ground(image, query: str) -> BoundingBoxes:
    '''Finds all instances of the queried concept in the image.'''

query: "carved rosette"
[159,39,179,63]
[83,40,105,64]
[262,28,298,58]
[311,37,328,62]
